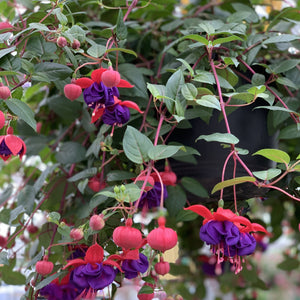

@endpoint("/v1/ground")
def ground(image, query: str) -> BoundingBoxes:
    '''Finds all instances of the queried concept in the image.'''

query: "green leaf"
[181,177,209,198]
[253,149,290,164]
[87,44,106,58]
[196,95,221,110]
[9,206,25,224]
[148,145,182,160]
[106,170,135,182]
[182,34,209,46]
[106,47,137,57]
[181,83,197,100]
[147,83,166,99]
[48,212,61,224]
[116,9,127,40]
[227,11,251,23]
[52,8,68,25]
[35,272,66,290]
[251,73,265,86]
[277,257,300,271]
[263,34,299,44]
[35,62,73,81]
[17,185,35,214]
[279,124,300,140]
[33,164,59,192]
[165,185,186,217]
[247,85,266,95]
[0,46,16,59]
[177,58,194,76]
[123,126,153,164]
[196,133,239,144]
[55,142,87,164]
[176,210,198,222]
[211,176,256,194]
[253,168,282,181]
[276,77,298,90]
[254,105,297,115]
[6,99,36,131]
[222,56,239,67]
[138,285,154,295]
[68,168,98,182]
[2,268,26,285]
[272,59,300,74]
[0,251,9,266]
[212,35,243,46]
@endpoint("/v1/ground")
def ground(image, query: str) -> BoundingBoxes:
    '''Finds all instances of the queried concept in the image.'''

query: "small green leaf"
[138,285,154,295]
[196,133,239,144]
[254,106,297,115]
[6,99,37,131]
[212,35,243,46]
[181,83,197,100]
[177,58,194,76]
[87,44,106,58]
[116,9,127,40]
[247,85,266,95]
[123,126,153,164]
[263,34,299,44]
[35,272,66,290]
[0,46,16,59]
[251,73,265,86]
[211,176,256,194]
[148,145,182,160]
[48,212,61,224]
[147,83,166,99]
[253,149,290,165]
[181,177,209,198]
[35,62,73,81]
[68,168,98,182]
[253,169,282,180]
[276,77,298,89]
[182,34,209,46]
[106,47,137,57]
[176,210,198,222]
[106,170,135,182]
[272,59,300,74]
[196,95,221,110]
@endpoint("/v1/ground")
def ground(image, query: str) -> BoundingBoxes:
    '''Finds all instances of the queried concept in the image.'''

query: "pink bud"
[0,22,13,32]
[57,36,68,47]
[0,235,8,248]
[0,86,11,100]
[0,110,5,129]
[89,215,105,231]
[27,224,39,234]
[64,83,82,101]
[147,217,177,252]
[154,258,170,275]
[71,39,80,49]
[36,122,42,133]
[113,218,142,249]
[36,260,54,276]
[70,228,84,241]
[101,68,121,88]
[138,293,154,300]
[6,126,13,135]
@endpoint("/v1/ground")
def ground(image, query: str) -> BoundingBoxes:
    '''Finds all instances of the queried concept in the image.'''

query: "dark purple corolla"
[122,253,149,279]
[138,182,168,209]
[71,263,116,290]
[83,82,119,108]
[102,104,130,125]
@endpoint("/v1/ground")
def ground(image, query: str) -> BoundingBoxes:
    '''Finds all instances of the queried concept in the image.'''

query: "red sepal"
[91,68,107,84]
[117,79,134,88]
[103,259,123,272]
[120,101,143,113]
[63,258,86,270]
[91,107,105,123]
[184,205,212,220]
[5,135,24,155]
[75,78,94,89]
[85,243,104,264]
[250,222,270,235]
[123,249,139,260]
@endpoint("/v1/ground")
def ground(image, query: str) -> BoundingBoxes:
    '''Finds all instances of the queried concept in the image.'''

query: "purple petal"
[223,221,240,246]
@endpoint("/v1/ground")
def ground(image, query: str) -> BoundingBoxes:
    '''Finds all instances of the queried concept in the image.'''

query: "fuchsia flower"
[63,243,121,298]
[0,134,26,161]
[185,205,269,274]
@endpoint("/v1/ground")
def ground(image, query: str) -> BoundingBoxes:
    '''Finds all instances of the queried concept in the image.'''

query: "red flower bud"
[0,235,7,248]
[0,111,5,130]
[57,36,68,48]
[64,83,82,101]
[88,176,105,192]
[36,260,54,276]
[70,228,84,241]
[0,86,11,100]
[89,215,105,231]
[138,294,154,300]
[154,258,170,275]
[147,217,177,252]
[71,39,81,49]
[27,224,39,234]
[0,22,13,32]
[36,122,42,133]
[101,68,121,88]
[113,218,142,250]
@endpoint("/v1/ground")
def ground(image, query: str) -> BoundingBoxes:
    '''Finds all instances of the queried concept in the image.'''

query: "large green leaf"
[253,149,290,165]
[182,34,209,45]
[123,126,153,164]
[181,177,209,198]
[35,62,73,81]
[6,99,36,131]
[271,59,300,74]
[196,133,239,144]
[253,169,282,181]
[263,34,299,44]
[195,95,221,110]
[55,142,87,164]
[211,176,256,194]
[148,145,182,160]
[87,44,106,58]
[165,185,186,217]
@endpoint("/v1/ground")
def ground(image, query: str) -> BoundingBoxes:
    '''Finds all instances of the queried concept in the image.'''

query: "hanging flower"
[0,134,26,161]
[185,205,269,274]
[63,243,121,297]
[121,253,149,279]
[39,273,83,300]
[75,67,133,109]
[137,182,168,209]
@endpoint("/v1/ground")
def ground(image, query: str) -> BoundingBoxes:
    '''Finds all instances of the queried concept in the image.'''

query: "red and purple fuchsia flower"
[0,134,26,161]
[62,243,121,299]
[74,67,143,126]
[185,205,270,274]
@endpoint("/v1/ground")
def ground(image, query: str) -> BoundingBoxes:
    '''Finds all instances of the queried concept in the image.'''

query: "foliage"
[0,0,300,299]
